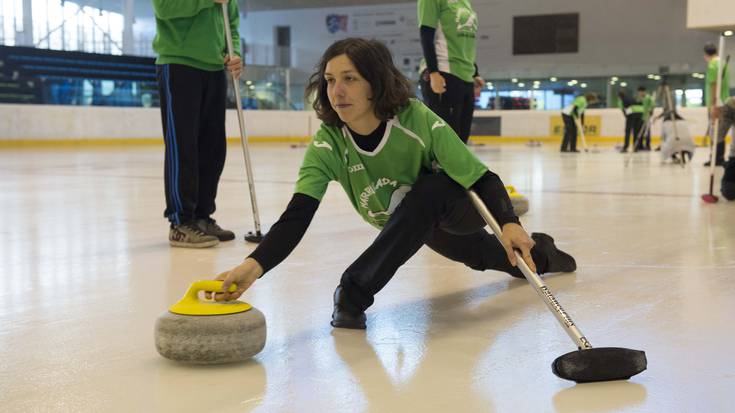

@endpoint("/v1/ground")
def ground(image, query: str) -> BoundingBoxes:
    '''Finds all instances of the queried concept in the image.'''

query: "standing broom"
[222,3,264,241]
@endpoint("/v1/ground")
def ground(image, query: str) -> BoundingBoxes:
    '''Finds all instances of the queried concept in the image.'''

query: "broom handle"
[707,37,727,180]
[222,2,262,234]
[467,190,592,350]
[574,117,588,152]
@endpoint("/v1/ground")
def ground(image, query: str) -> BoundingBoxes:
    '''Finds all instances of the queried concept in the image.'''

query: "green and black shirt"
[152,0,241,71]
[418,0,478,82]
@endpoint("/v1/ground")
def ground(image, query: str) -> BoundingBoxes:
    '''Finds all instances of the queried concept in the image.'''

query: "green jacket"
[152,0,241,71]
[705,57,731,108]
[562,95,587,118]
[640,94,654,122]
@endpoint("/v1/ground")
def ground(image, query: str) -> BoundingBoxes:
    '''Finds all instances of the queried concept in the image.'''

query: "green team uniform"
[629,102,644,115]
[562,96,587,119]
[152,0,241,71]
[295,99,488,229]
[152,0,241,229]
[640,94,654,122]
[705,57,730,108]
[417,0,478,82]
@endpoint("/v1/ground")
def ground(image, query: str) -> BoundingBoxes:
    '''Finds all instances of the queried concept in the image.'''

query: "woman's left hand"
[499,222,536,273]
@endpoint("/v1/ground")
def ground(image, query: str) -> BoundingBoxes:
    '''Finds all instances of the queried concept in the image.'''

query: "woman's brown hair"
[305,38,414,127]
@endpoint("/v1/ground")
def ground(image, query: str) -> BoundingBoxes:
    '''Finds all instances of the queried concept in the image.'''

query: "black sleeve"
[420,25,439,73]
[470,171,520,227]
[473,63,479,78]
[247,193,320,275]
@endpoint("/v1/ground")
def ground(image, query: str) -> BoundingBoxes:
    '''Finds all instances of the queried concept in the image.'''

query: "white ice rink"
[1,143,734,412]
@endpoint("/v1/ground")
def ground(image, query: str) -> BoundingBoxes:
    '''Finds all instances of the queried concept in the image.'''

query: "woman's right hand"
[429,71,447,94]
[206,258,264,301]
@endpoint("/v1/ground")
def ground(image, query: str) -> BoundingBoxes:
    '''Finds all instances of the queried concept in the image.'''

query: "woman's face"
[324,54,377,128]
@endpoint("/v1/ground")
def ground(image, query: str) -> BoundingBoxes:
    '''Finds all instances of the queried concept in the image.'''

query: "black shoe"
[673,151,693,164]
[619,147,629,153]
[531,233,577,273]
[331,286,366,329]
[197,218,235,241]
[169,222,219,248]
[703,159,725,167]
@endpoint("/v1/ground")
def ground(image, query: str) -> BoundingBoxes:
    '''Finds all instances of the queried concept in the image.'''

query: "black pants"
[629,113,644,150]
[420,70,475,143]
[714,104,735,162]
[561,114,578,151]
[157,64,227,225]
[338,173,549,312]
[622,114,634,150]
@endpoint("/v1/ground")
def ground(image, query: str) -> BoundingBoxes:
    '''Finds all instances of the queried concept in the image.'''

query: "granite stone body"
[155,308,266,364]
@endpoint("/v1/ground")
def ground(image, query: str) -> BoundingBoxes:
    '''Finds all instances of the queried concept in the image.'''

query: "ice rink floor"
[1,142,734,412]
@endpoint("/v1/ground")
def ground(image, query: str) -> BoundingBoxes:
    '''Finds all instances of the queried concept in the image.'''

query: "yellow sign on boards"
[550,115,601,137]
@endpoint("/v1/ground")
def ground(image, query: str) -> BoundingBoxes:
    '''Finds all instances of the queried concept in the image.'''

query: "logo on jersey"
[367,185,412,219]
[313,140,333,151]
[359,177,399,210]
[432,120,446,130]
[348,163,365,173]
[456,8,478,33]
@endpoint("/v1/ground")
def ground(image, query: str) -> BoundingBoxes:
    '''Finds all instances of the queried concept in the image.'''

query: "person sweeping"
[561,93,598,152]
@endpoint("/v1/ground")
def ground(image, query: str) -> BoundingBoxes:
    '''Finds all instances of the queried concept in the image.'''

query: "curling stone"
[505,185,529,216]
[155,280,266,364]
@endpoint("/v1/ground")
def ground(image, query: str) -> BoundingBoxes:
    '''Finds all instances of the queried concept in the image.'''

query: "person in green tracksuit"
[624,90,645,151]
[417,0,485,144]
[617,89,636,152]
[637,86,654,150]
[703,41,733,167]
[152,0,242,248]
[561,93,598,152]
[207,38,576,330]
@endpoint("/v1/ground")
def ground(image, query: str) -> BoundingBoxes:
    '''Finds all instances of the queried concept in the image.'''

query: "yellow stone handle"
[169,280,252,315]
[184,280,237,300]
